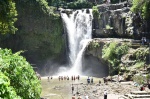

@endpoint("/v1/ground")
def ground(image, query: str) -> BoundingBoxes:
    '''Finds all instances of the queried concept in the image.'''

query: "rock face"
[92,2,150,39]
[93,2,131,37]
[85,38,149,77]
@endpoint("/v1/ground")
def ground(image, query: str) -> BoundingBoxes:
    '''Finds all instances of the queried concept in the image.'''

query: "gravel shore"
[41,76,140,99]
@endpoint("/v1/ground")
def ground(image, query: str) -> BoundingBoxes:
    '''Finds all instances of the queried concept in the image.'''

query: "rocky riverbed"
[40,76,145,99]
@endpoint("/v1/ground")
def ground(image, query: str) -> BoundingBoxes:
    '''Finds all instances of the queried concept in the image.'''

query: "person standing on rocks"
[84,94,89,99]
[48,76,50,82]
[99,80,101,85]
[87,77,90,84]
[104,90,107,99]
[72,84,74,94]
[91,77,93,84]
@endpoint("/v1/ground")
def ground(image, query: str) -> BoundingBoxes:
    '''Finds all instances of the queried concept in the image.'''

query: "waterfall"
[61,9,93,75]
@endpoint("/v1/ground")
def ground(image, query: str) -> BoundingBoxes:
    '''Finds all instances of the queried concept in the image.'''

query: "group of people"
[47,76,53,82]
[141,37,147,45]
[58,76,70,81]
[87,77,94,84]
[58,75,80,81]
[139,81,150,91]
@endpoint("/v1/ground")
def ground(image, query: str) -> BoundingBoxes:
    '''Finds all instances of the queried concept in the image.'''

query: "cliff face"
[92,2,150,39]
[0,1,66,75]
[86,38,149,76]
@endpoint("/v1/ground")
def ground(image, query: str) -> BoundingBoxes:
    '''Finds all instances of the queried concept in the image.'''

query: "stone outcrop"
[85,38,149,76]
[92,2,150,39]
[93,2,133,38]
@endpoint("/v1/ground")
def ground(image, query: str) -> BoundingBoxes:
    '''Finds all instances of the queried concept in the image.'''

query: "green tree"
[102,42,129,75]
[0,0,18,34]
[92,6,100,18]
[0,72,21,99]
[0,49,42,99]
[131,0,150,19]
[35,0,60,18]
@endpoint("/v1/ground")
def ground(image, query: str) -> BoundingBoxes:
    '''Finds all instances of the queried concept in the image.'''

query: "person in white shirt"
[104,90,107,99]
[84,94,89,99]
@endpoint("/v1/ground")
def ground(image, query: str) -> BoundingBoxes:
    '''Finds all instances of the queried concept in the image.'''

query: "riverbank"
[40,76,144,99]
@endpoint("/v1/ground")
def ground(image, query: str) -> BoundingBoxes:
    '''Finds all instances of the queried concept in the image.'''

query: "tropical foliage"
[48,0,93,9]
[36,0,60,17]
[92,6,100,18]
[0,72,21,99]
[102,42,129,75]
[131,0,150,19]
[0,0,18,34]
[132,48,149,62]
[0,49,41,99]
[67,0,93,9]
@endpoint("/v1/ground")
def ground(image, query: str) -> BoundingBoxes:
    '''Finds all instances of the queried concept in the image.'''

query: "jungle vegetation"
[131,0,150,19]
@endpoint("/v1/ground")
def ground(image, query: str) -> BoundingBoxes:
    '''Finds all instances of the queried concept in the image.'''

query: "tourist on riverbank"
[58,76,61,81]
[104,90,107,99]
[148,81,150,89]
[140,85,145,91]
[67,76,69,80]
[72,84,74,94]
[77,75,80,80]
[84,94,89,99]
[51,76,53,79]
[87,77,90,84]
[48,76,50,82]
[72,76,74,81]
[91,77,93,84]
[36,72,41,80]
[74,76,76,81]
[103,77,107,84]
[99,80,101,85]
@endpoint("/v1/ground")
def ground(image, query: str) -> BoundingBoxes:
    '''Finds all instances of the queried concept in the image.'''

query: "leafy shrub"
[0,72,21,99]
[133,74,146,85]
[132,62,145,69]
[106,25,113,29]
[0,48,41,99]
[132,48,149,61]
[115,44,129,59]
[102,42,129,75]
[102,42,117,62]
[92,6,100,18]
[131,0,150,19]
[89,40,100,50]
[67,0,93,9]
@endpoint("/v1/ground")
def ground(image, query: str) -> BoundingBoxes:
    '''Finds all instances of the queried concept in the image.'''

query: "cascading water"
[61,9,93,75]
